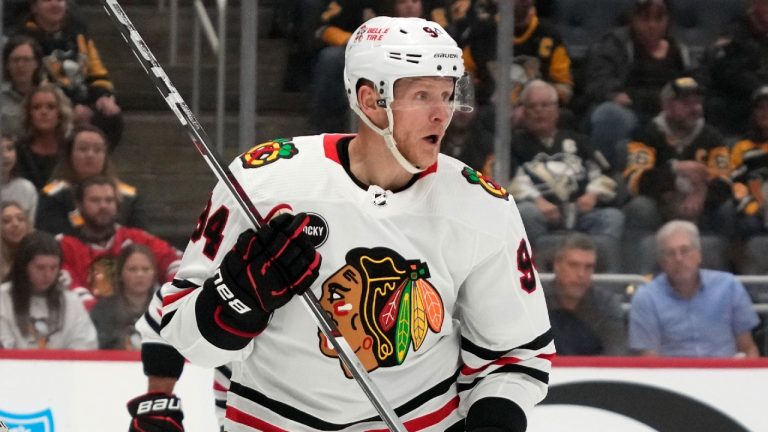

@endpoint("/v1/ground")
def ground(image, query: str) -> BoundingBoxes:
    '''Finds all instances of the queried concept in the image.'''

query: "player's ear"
[357,81,380,113]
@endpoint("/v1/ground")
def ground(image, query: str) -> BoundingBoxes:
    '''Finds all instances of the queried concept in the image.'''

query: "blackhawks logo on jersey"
[240,138,298,169]
[318,247,444,377]
[461,166,509,200]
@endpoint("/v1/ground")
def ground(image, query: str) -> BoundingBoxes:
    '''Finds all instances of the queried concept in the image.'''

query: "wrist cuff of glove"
[195,274,269,351]
[465,397,527,432]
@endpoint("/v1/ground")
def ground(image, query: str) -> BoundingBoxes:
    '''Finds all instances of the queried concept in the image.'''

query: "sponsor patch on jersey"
[240,138,298,169]
[303,212,329,248]
[461,166,509,200]
[0,408,54,432]
[317,247,444,376]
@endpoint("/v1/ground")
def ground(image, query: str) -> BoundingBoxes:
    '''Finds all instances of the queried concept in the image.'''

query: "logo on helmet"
[434,53,458,59]
[354,25,367,43]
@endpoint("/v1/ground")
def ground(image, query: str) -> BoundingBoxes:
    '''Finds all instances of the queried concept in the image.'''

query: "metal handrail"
[539,273,768,313]
[166,0,228,152]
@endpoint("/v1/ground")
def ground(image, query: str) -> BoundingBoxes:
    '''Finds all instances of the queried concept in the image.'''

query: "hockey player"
[132,16,553,431]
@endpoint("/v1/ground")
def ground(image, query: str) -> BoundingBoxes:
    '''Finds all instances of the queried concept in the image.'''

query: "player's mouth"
[423,134,440,145]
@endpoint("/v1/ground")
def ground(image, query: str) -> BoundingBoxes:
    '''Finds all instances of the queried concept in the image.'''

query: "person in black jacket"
[583,0,693,167]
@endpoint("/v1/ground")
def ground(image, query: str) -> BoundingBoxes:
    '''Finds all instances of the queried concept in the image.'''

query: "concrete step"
[109,39,309,112]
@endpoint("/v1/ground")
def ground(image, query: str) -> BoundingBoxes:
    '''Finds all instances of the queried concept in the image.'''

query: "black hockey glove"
[196,212,322,350]
[127,392,184,432]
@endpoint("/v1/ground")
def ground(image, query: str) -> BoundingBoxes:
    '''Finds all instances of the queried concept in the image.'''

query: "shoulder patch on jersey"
[317,247,444,374]
[461,166,509,200]
[240,138,298,169]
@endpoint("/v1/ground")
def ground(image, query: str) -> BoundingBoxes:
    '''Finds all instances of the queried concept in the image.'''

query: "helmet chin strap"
[351,103,425,175]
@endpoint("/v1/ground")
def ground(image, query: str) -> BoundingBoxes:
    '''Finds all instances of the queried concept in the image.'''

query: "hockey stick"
[100,2,406,430]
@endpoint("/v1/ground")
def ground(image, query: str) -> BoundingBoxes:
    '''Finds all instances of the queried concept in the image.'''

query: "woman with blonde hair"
[15,83,73,189]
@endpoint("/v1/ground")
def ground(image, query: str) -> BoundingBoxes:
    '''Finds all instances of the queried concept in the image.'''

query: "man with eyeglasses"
[509,79,624,272]
[628,220,760,358]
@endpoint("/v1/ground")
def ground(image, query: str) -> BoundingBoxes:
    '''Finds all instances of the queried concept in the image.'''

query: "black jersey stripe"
[228,369,460,431]
[160,309,176,330]
[172,278,200,289]
[216,364,232,379]
[461,329,553,361]
[143,311,161,334]
[457,364,550,393]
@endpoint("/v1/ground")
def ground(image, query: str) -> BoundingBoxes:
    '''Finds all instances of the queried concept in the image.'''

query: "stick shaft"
[100,2,406,430]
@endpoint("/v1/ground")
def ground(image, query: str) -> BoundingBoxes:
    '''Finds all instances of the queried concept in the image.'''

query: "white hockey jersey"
[159,134,554,431]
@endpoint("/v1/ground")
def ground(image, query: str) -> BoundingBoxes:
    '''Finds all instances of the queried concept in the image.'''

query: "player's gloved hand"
[197,212,322,349]
[127,392,184,432]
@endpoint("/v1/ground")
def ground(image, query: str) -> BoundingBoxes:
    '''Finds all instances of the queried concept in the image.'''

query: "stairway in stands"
[78,0,311,247]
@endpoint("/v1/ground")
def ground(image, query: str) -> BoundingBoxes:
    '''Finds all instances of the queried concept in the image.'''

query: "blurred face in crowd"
[553,248,596,304]
[31,0,68,30]
[79,184,118,230]
[1,137,18,178]
[389,77,455,169]
[663,94,703,132]
[29,90,60,134]
[658,230,702,288]
[121,251,156,297]
[631,2,669,48]
[6,44,38,92]
[27,254,60,294]
[522,84,559,138]
[71,131,107,179]
[1,204,31,246]
[394,0,423,17]
[753,99,768,134]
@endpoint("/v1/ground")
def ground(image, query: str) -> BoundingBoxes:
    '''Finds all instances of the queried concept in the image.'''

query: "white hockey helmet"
[344,16,471,173]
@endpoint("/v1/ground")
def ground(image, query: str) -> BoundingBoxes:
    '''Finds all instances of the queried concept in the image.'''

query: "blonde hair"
[19,83,74,141]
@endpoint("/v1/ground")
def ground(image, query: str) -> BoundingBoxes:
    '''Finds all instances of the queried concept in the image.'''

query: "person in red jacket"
[58,175,180,309]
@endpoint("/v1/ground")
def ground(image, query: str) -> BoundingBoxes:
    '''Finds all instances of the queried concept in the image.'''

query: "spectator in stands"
[729,85,768,274]
[706,0,768,137]
[463,0,573,107]
[545,233,627,356]
[622,77,733,271]
[510,80,623,272]
[731,86,768,238]
[0,231,97,350]
[1,131,38,221]
[583,0,693,166]
[19,0,124,147]
[36,125,145,235]
[58,176,180,309]
[0,35,45,134]
[0,201,34,281]
[15,83,73,190]
[309,0,378,133]
[90,244,157,350]
[628,220,760,358]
